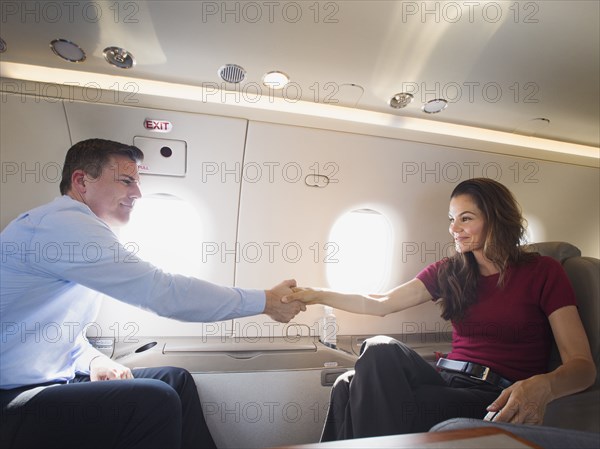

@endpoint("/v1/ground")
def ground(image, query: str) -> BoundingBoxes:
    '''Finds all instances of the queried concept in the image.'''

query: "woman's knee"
[359,335,408,359]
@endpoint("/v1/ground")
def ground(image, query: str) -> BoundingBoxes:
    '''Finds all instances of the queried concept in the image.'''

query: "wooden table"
[275,427,542,448]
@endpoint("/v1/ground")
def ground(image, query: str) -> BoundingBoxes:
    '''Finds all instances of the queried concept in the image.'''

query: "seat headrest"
[523,242,582,263]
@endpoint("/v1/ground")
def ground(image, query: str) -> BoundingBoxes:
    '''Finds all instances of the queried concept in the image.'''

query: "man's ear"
[71,170,87,194]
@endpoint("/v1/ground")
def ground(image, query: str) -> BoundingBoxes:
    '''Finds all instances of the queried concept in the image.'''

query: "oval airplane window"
[326,209,392,293]
[119,194,203,276]
[522,214,545,244]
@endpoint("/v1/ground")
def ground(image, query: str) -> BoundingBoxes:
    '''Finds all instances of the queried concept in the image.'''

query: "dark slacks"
[0,366,216,449]
[321,335,503,441]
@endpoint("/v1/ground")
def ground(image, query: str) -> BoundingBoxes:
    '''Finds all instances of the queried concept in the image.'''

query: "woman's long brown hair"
[437,178,536,321]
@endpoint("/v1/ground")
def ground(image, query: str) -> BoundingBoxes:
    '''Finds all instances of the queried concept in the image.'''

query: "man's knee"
[133,366,193,388]
[0,380,182,449]
[128,378,182,417]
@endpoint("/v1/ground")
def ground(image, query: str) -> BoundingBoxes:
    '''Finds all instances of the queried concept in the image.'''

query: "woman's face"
[448,194,487,254]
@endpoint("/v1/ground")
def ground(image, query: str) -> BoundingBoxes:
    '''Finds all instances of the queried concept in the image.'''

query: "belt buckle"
[470,365,490,382]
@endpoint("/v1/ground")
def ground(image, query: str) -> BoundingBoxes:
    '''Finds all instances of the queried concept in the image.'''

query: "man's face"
[82,155,141,227]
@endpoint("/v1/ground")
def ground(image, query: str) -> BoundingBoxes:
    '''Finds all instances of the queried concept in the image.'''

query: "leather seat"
[431,243,600,443]
[523,242,599,432]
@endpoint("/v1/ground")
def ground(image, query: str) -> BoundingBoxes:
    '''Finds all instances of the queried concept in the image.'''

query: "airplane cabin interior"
[0,1,599,448]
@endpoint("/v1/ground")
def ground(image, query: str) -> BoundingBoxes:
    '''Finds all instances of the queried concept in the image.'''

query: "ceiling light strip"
[1,62,598,163]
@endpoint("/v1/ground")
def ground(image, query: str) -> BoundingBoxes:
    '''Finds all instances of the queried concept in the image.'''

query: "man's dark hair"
[59,139,144,194]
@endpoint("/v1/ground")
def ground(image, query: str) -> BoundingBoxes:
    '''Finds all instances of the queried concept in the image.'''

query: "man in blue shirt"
[0,138,306,448]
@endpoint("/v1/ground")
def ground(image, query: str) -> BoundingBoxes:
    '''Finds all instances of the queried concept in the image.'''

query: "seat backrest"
[525,242,600,386]
[524,241,582,262]
[563,256,600,386]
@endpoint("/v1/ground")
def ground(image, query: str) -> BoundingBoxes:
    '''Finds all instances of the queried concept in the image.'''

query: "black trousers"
[0,366,216,449]
[321,336,503,441]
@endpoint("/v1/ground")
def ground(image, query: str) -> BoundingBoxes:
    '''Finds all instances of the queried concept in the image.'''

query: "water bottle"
[321,306,337,349]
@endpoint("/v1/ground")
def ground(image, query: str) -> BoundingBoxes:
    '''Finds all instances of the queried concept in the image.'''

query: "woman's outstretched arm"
[282,278,433,317]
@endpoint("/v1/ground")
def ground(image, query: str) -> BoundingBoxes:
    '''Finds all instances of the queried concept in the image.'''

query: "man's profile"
[0,138,305,448]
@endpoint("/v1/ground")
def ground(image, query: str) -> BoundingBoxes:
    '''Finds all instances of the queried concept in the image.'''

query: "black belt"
[436,358,513,389]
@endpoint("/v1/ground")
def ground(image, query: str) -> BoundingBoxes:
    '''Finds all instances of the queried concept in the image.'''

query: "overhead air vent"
[389,92,414,109]
[218,64,246,83]
[103,46,135,69]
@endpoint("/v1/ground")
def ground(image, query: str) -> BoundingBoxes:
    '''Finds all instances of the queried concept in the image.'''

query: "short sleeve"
[536,256,577,316]
[416,259,446,300]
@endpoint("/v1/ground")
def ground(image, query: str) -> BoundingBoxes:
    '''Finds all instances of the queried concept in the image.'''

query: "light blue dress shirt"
[0,196,265,389]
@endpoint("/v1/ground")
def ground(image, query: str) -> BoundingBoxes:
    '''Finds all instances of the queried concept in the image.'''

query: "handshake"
[263,279,321,323]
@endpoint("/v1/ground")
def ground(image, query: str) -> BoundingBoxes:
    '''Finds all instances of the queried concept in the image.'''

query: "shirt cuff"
[73,344,105,375]
[236,288,267,317]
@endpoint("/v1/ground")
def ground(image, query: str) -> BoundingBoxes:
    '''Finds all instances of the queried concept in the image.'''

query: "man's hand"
[90,356,134,381]
[264,279,307,323]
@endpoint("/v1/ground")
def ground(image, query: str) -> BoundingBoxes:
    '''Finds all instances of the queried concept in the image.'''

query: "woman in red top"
[284,178,595,440]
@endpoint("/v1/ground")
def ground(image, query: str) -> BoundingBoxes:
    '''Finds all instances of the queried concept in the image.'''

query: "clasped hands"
[263,281,312,323]
[264,282,325,323]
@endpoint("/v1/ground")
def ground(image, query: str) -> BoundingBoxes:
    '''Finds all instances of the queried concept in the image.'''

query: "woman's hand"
[282,287,325,305]
[263,279,306,323]
[485,374,553,425]
[487,306,596,425]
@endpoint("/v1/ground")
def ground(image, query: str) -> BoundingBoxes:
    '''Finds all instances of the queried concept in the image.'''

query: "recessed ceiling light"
[0,37,6,53]
[103,46,135,69]
[50,39,86,62]
[218,64,246,83]
[262,71,290,90]
[389,92,413,109]
[422,99,448,114]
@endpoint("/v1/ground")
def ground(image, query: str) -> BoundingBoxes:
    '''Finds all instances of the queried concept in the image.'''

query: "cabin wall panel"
[195,370,329,448]
[62,101,249,337]
[2,95,598,340]
[0,93,72,230]
[234,122,600,337]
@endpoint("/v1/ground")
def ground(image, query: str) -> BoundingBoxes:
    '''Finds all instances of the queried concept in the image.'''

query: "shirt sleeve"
[29,204,266,322]
[416,259,446,300]
[536,256,578,316]
[71,337,105,375]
